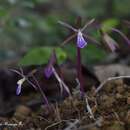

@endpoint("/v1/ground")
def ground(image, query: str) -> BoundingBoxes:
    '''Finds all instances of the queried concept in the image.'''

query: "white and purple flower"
[58,19,95,48]
[16,77,25,95]
[77,30,87,48]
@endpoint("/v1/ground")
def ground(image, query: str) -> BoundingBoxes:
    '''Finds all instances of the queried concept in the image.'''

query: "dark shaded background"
[0,0,130,67]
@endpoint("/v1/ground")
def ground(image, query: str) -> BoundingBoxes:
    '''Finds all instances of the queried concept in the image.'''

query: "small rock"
[127,97,130,104]
[104,83,114,93]
[101,95,115,108]
[14,105,32,120]
[114,79,124,86]
[117,86,125,94]
[116,93,123,99]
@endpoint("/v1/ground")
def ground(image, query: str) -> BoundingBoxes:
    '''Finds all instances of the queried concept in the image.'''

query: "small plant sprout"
[44,49,57,78]
[100,25,130,47]
[59,17,97,98]
[11,68,50,107]
[44,49,71,96]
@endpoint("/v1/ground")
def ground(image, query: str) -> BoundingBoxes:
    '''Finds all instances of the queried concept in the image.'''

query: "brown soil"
[0,79,129,130]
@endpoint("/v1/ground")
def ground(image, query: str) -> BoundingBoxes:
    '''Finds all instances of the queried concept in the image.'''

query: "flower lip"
[58,19,96,48]
[17,77,26,85]
[16,84,22,95]
[77,30,87,48]
[16,78,25,95]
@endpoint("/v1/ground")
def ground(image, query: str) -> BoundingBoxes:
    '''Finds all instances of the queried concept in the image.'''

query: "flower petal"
[17,78,25,85]
[16,84,22,95]
[77,31,87,48]
[16,78,25,95]
[44,66,53,78]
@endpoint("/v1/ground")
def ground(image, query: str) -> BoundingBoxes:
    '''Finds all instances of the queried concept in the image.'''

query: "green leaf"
[19,47,67,66]
[101,19,119,33]
[0,8,8,17]
[64,44,107,64]
[82,44,107,64]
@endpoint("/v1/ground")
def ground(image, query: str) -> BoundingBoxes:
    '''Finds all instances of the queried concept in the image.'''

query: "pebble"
[116,93,123,99]
[114,79,123,86]
[117,86,125,94]
[127,97,130,104]
[101,95,115,108]
[14,105,32,120]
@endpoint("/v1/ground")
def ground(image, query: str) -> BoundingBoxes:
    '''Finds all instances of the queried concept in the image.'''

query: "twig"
[45,119,78,130]
[77,117,103,130]
[31,75,50,108]
[58,21,78,32]
[111,27,130,45]
[60,33,76,46]
[81,18,95,31]
[85,96,95,120]
[95,75,130,93]
[54,102,61,122]
[64,119,80,130]
[52,66,71,96]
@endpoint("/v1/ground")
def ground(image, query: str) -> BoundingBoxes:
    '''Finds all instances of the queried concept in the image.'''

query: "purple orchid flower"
[10,68,37,96]
[16,85,21,95]
[77,30,88,48]
[58,19,96,48]
[16,78,25,95]
[58,18,97,98]
[11,68,50,108]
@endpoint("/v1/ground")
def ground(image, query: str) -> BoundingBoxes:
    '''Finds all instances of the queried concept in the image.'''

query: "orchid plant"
[58,17,97,97]
[13,17,130,109]
[58,18,96,48]
[44,49,71,97]
[11,68,37,95]
[58,17,128,97]
[100,21,130,49]
[44,49,57,78]
[11,68,50,107]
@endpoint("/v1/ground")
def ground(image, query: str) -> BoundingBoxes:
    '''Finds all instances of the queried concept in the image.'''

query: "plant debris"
[0,78,129,130]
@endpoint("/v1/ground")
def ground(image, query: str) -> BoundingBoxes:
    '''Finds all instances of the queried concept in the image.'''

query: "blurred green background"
[0,0,130,66]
